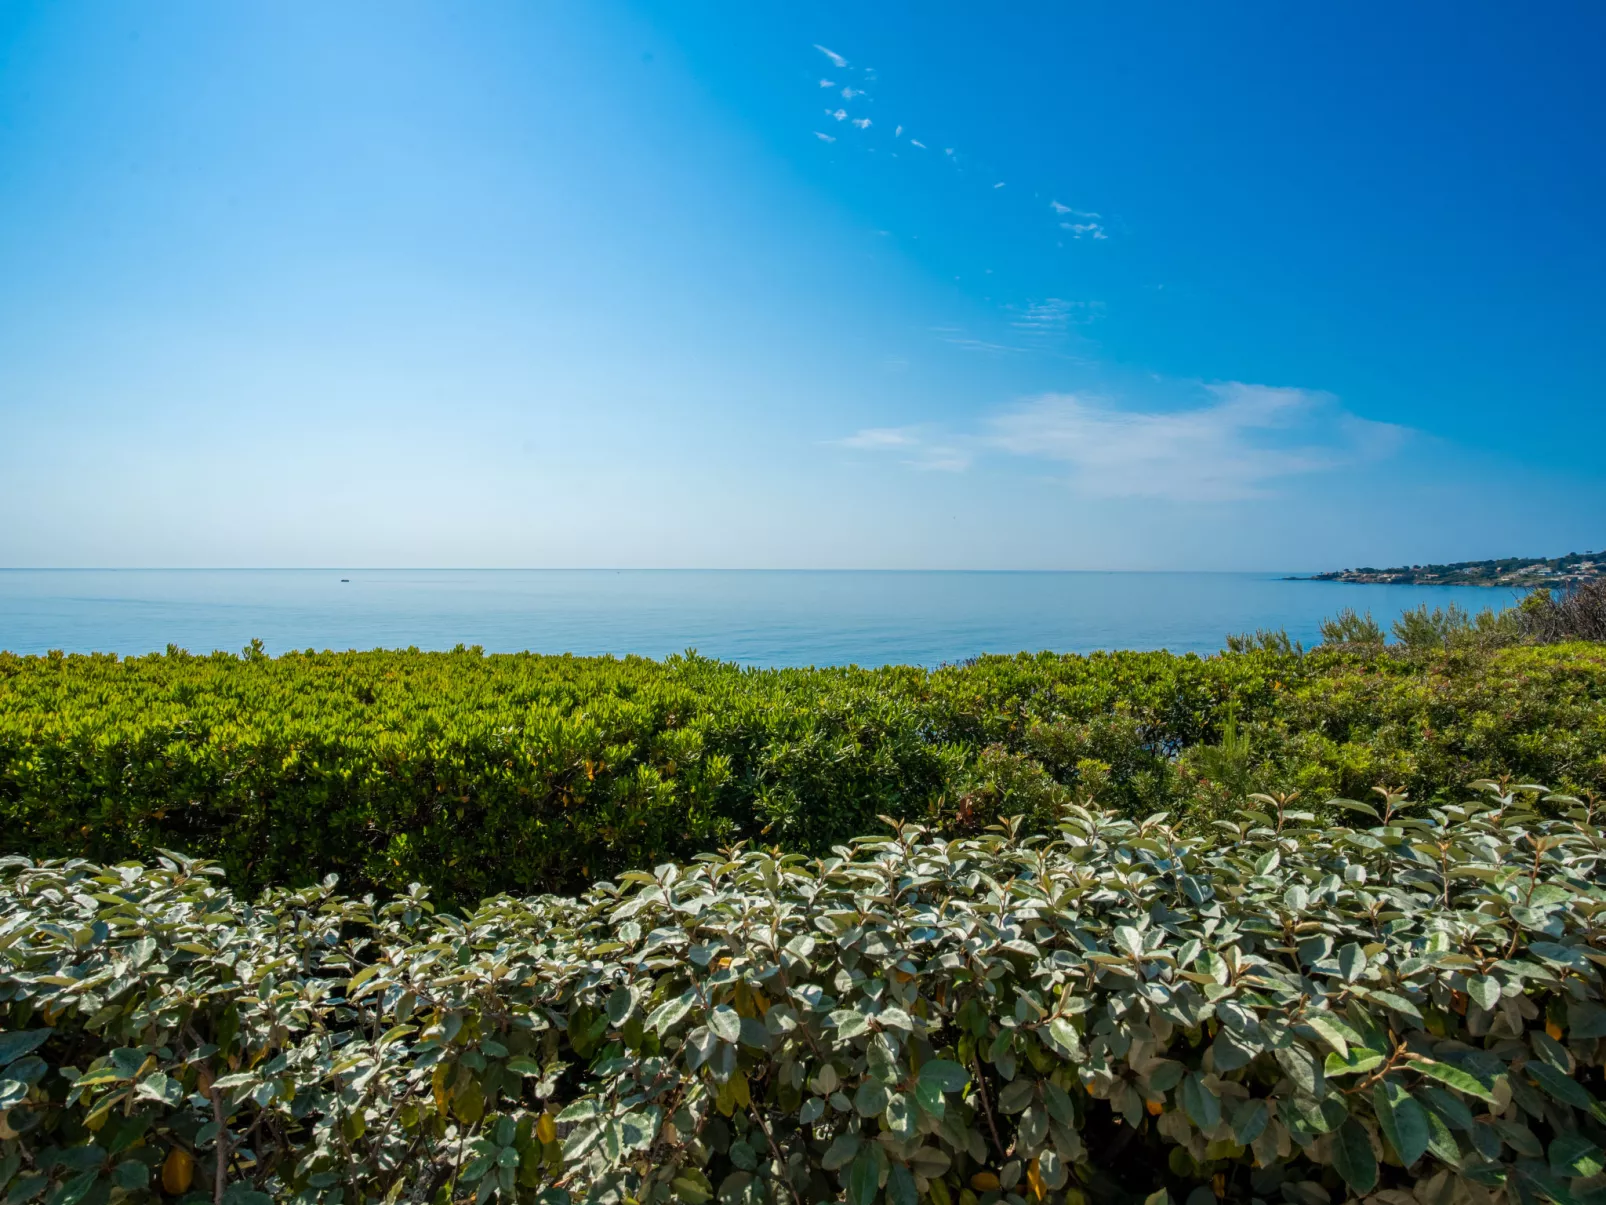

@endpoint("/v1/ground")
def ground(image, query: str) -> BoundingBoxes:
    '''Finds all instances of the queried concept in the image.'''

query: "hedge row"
[2,644,1604,905]
[2,782,1604,1205]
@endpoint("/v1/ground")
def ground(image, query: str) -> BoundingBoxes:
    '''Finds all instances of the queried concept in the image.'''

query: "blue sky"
[0,1,1601,569]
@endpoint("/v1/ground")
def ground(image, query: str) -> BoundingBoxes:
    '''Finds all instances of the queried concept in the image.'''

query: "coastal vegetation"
[2,599,1603,907]
[4,596,1606,1205]
[2,782,1602,1205]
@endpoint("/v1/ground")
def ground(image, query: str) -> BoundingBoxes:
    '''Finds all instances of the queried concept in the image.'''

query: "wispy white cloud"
[837,384,1407,499]
[814,131,836,143]
[801,43,1113,249]
[986,384,1407,500]
[1010,298,1104,337]
[1050,201,1101,220]
[1059,221,1107,240]
[837,426,971,472]
[931,326,1026,355]
[839,427,918,450]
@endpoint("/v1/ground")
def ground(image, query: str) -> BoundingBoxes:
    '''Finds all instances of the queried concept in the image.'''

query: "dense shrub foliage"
[3,783,1604,1205]
[1526,584,1606,646]
[2,645,1604,905]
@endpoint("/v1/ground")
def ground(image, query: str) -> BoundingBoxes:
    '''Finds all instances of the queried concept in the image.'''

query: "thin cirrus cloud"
[1050,202,1106,239]
[840,384,1409,500]
[1010,298,1104,337]
[836,427,972,472]
[805,44,1104,245]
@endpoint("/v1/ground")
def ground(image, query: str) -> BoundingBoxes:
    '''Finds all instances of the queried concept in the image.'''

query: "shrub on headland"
[1526,583,1606,646]
[2,781,1604,1205]
[2,641,1605,906]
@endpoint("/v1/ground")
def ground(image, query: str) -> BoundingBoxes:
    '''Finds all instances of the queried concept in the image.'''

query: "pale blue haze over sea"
[0,570,1522,667]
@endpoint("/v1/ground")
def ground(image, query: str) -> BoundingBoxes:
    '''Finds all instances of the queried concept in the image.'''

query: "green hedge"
[2,644,1604,906]
[3,783,1604,1205]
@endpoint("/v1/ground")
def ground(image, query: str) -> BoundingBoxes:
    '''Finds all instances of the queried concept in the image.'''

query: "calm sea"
[0,569,1523,667]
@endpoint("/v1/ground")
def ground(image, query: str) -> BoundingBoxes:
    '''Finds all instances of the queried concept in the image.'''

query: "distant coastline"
[1292,549,1602,587]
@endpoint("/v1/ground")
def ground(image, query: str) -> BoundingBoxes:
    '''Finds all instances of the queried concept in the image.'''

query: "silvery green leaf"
[605,985,635,1025]
[1420,1085,1474,1133]
[1274,1043,1323,1097]
[1330,1118,1379,1194]
[649,989,697,1036]
[1046,1017,1081,1057]
[1212,1027,1257,1073]
[997,1076,1035,1114]
[1146,1060,1185,1093]
[831,1010,871,1039]
[887,1164,918,1205]
[853,1079,889,1117]
[0,1030,52,1068]
[999,1159,1022,1190]
[1302,936,1339,972]
[1231,1098,1268,1145]
[908,1144,951,1181]
[1044,1080,1074,1126]
[1179,1072,1219,1130]
[764,1004,797,1035]
[1299,1013,1351,1059]
[557,1098,600,1123]
[993,1048,1017,1081]
[708,1040,737,1082]
[1411,1058,1497,1102]
[1365,990,1423,1022]
[1325,1047,1385,1077]
[1569,1000,1606,1039]
[1018,1104,1048,1150]
[717,1171,753,1204]
[879,1007,914,1031]
[885,1091,914,1136]
[918,1059,968,1093]
[813,1063,840,1094]
[1467,974,1501,1011]
[707,1005,742,1044]
[1550,1133,1605,1179]
[1373,1080,1430,1167]
[822,1133,860,1171]
[1529,1060,1591,1109]
[846,1152,879,1205]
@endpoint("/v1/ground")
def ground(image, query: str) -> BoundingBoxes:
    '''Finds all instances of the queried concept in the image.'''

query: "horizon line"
[0,565,1330,575]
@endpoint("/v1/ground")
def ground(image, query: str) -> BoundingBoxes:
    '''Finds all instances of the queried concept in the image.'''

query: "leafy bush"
[3,782,1605,1205]
[1390,606,1524,654]
[3,645,1605,906]
[1526,583,1606,645]
[1317,612,1385,652]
